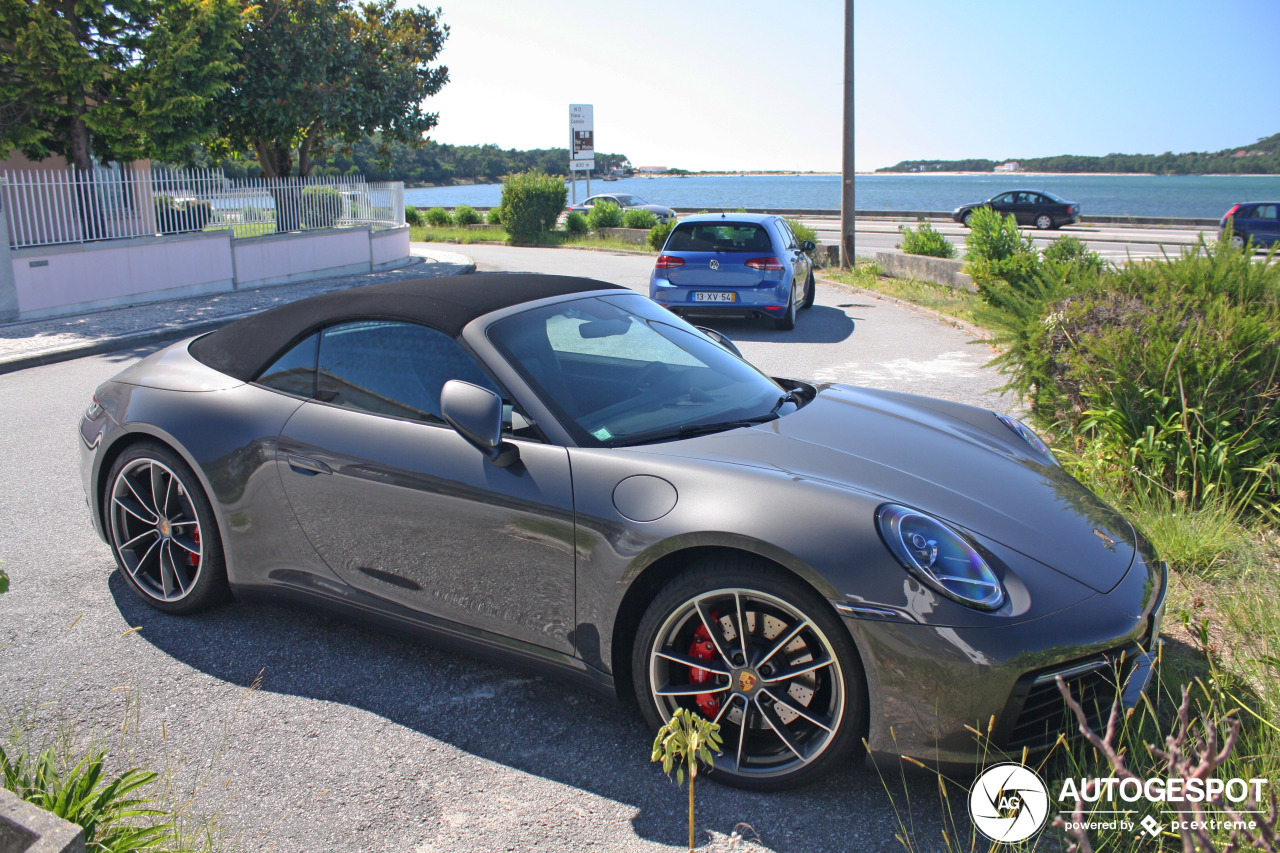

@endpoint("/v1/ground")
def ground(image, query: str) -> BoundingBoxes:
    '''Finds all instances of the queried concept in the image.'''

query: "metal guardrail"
[2,166,405,250]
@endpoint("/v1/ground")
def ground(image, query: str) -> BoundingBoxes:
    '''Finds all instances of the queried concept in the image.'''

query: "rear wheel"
[799,271,815,310]
[1035,213,1054,230]
[961,210,975,227]
[633,557,867,790]
[106,442,227,614]
[1230,233,1246,251]
[773,289,797,331]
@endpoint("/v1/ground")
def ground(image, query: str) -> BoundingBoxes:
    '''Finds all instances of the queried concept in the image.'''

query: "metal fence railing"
[1,165,405,250]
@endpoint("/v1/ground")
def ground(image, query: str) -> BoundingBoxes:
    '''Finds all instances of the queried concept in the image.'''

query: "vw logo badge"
[709,259,719,270]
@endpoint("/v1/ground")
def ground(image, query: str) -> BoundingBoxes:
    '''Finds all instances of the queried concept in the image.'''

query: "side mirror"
[801,240,816,253]
[441,380,519,467]
[695,325,744,359]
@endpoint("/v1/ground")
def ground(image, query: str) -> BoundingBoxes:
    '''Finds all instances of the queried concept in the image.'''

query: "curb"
[0,252,477,375]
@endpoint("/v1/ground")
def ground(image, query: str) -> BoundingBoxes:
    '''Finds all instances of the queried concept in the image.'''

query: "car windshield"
[613,194,645,206]
[487,293,787,447]
[664,222,772,253]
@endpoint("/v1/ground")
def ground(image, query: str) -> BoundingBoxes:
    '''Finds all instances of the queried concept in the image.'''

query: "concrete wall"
[875,250,976,293]
[7,224,411,320]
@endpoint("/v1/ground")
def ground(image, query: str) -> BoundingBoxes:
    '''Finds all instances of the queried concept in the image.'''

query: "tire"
[799,271,816,310]
[1230,234,1246,251]
[961,210,974,227]
[105,441,227,614]
[632,556,867,791]
[773,289,797,331]
[1035,213,1054,230]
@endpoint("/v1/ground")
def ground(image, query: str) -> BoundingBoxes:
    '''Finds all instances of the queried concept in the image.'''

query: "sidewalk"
[0,246,474,374]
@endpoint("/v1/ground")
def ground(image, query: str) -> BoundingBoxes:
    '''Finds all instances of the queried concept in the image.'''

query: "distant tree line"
[216,136,632,184]
[878,133,1280,175]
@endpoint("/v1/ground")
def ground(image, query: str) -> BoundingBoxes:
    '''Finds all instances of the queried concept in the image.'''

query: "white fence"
[1,165,405,250]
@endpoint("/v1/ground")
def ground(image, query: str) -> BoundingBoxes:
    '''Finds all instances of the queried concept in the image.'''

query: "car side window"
[257,333,319,397]
[1257,205,1277,220]
[1030,194,1047,205]
[316,321,500,425]
[774,219,797,249]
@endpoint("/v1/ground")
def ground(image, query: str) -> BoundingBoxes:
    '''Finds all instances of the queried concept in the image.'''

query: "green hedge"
[302,186,341,229]
[621,208,658,230]
[500,171,566,242]
[587,200,623,230]
[897,220,956,259]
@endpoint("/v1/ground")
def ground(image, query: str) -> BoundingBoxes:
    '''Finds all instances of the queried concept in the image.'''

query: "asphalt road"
[802,215,1213,262]
[0,247,1012,852]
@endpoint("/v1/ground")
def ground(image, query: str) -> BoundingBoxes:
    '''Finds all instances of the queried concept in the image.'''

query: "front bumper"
[847,553,1166,766]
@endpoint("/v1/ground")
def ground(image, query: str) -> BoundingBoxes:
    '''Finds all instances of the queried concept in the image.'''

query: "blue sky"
[416,0,1280,172]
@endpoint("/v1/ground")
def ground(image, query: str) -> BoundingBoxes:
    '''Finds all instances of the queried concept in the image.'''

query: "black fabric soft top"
[188,272,628,381]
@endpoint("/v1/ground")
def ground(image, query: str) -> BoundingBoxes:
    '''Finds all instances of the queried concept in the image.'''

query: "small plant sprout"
[651,707,723,852]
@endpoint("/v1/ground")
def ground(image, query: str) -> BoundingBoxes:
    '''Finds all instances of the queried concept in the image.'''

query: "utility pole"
[840,0,854,267]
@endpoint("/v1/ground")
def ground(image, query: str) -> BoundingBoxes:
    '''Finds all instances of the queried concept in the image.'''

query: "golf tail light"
[745,256,783,271]
[995,413,1057,464]
[876,504,1004,610]
[655,255,685,270]
[1223,204,1240,220]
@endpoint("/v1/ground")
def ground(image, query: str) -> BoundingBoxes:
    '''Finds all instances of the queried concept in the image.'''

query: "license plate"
[694,292,736,302]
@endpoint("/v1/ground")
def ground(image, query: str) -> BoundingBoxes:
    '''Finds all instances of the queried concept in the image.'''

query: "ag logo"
[969,762,1050,843]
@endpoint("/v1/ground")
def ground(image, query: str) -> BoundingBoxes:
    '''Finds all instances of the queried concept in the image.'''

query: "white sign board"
[570,104,594,172]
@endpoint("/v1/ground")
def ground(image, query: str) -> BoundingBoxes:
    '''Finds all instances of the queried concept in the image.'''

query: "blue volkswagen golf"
[649,213,816,331]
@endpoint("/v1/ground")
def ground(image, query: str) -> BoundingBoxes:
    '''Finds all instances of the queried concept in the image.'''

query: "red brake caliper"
[189,527,201,568]
[688,610,721,717]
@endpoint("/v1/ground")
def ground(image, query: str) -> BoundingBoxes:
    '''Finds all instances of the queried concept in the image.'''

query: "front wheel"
[106,442,227,614]
[1035,213,1054,230]
[632,558,867,790]
[961,210,974,227]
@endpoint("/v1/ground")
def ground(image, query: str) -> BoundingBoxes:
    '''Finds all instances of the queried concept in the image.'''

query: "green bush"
[500,171,567,242]
[964,206,1040,298]
[424,206,452,227]
[621,208,658,230]
[649,220,675,251]
[453,204,481,226]
[564,211,588,235]
[485,206,502,225]
[404,206,423,227]
[1002,236,1280,517]
[897,219,956,259]
[301,186,341,229]
[586,199,623,230]
[1043,234,1105,276]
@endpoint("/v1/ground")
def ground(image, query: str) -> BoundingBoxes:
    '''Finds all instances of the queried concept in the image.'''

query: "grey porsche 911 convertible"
[78,273,1165,790]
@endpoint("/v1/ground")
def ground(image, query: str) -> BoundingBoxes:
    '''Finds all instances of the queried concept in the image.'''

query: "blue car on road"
[649,213,816,331]
[1221,202,1280,250]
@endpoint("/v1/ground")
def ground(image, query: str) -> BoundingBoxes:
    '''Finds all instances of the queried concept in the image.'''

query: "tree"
[0,0,245,171]
[213,0,449,180]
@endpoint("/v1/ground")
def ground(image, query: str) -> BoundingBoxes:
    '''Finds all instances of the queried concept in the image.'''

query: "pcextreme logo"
[969,763,1051,843]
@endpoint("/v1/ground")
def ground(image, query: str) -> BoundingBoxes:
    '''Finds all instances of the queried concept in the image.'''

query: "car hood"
[637,384,1135,593]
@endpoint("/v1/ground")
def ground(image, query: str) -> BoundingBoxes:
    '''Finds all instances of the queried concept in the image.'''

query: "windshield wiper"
[769,388,801,416]
[610,414,777,447]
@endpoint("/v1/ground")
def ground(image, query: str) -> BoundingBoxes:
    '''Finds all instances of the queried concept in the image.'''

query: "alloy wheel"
[109,458,204,602]
[647,587,845,782]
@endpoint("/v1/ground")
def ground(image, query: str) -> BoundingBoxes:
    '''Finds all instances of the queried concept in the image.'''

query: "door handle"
[287,454,332,475]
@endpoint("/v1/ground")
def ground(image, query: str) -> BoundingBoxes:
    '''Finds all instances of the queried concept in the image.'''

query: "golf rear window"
[665,223,772,253]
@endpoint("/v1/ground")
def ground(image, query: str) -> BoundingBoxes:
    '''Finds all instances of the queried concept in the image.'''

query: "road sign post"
[570,104,595,201]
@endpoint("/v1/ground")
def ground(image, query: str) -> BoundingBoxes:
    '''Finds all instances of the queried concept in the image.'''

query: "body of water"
[404,172,1280,219]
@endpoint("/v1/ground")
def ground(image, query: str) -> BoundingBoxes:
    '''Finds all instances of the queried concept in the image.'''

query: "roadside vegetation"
[842,211,1280,852]
[897,219,957,259]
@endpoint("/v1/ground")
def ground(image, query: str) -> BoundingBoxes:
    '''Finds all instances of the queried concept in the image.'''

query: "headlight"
[995,413,1057,464]
[875,504,1004,610]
